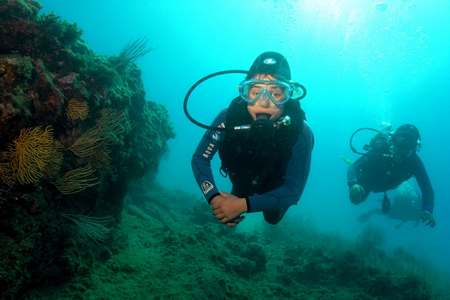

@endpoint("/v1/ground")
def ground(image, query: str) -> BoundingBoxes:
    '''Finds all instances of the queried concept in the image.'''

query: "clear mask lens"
[239,80,292,105]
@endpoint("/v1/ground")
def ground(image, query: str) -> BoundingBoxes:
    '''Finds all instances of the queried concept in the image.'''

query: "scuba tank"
[349,123,394,157]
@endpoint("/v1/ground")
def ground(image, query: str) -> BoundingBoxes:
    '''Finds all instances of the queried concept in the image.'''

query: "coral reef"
[0,0,173,298]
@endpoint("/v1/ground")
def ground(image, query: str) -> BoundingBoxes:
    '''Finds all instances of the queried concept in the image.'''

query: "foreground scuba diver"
[190,51,314,226]
[347,124,436,227]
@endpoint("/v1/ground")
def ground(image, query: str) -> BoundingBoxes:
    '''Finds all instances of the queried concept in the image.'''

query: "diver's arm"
[347,156,366,187]
[246,122,314,212]
[347,161,359,187]
[412,155,434,213]
[191,110,227,202]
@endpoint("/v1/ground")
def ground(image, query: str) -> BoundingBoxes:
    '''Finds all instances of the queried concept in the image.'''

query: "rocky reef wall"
[0,1,174,298]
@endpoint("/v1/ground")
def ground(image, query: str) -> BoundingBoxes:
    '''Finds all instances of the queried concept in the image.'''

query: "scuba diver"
[347,124,436,227]
[188,51,313,227]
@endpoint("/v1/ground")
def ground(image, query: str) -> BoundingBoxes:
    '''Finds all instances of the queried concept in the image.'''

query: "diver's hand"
[209,194,244,227]
[349,184,366,204]
[210,192,247,224]
[421,210,436,227]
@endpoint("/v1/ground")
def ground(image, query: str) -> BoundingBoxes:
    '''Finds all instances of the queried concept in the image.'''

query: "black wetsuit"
[347,152,434,212]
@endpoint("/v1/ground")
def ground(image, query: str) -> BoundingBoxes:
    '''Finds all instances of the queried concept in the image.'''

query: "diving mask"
[238,79,306,106]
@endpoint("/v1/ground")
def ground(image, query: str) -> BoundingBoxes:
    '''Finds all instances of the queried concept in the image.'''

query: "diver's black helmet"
[246,51,291,81]
[392,124,420,152]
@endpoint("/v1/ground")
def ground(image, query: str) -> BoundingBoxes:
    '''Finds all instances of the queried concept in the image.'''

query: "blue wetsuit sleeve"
[413,155,434,213]
[246,123,314,212]
[191,110,227,203]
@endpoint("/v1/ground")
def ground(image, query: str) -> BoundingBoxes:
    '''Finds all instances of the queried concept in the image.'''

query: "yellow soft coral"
[8,126,56,185]
[66,98,89,121]
[54,164,99,195]
[68,126,104,158]
[68,108,128,161]
[97,108,129,142]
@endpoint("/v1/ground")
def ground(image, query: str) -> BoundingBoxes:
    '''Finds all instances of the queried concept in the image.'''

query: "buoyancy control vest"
[218,97,305,196]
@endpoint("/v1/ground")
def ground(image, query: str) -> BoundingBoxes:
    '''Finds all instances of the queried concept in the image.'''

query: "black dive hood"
[183,70,307,131]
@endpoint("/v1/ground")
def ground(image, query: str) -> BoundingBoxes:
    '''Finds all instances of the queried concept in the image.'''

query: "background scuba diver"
[191,51,314,227]
[347,124,436,227]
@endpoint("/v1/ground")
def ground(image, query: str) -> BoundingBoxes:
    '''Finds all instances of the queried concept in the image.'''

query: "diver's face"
[246,74,284,121]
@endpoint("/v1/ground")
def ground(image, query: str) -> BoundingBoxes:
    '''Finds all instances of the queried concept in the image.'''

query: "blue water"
[41,0,450,273]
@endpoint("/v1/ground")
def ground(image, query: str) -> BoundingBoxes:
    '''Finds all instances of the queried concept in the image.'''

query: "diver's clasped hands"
[421,210,436,227]
[210,192,247,228]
